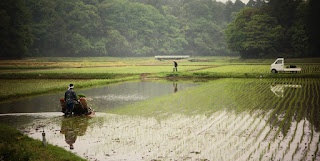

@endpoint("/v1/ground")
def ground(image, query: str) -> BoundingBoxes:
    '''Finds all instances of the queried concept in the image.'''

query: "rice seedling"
[193,65,270,74]
[103,78,318,160]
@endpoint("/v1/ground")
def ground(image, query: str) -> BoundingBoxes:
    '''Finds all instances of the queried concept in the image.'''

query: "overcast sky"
[216,0,249,4]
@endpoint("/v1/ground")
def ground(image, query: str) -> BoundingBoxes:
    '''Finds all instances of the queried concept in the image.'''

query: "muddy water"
[0,81,198,114]
[0,78,319,161]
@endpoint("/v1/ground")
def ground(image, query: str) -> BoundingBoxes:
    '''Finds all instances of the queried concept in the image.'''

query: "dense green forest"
[0,0,319,58]
[226,0,320,58]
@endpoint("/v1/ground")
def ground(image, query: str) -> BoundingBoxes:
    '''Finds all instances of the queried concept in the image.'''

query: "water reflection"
[60,117,90,150]
[270,84,302,97]
[173,83,178,93]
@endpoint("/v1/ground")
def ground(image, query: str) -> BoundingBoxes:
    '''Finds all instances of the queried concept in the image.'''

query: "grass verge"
[0,76,139,101]
[0,124,85,161]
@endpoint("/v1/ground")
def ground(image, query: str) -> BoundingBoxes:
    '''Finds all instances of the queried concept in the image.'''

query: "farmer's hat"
[69,84,74,89]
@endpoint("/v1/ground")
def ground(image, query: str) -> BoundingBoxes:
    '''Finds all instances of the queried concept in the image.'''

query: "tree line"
[1,0,248,58]
[226,0,320,58]
[1,0,318,58]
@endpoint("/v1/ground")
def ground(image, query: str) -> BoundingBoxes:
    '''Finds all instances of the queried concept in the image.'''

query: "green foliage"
[1,0,249,58]
[226,8,284,58]
[78,94,86,98]
[0,0,33,58]
[227,0,316,58]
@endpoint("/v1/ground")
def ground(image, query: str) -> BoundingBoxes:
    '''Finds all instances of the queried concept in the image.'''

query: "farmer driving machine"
[60,95,94,116]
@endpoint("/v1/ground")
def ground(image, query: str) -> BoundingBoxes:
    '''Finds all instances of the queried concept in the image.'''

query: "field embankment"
[0,124,85,161]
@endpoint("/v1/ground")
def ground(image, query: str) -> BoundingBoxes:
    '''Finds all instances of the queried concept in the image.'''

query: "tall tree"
[0,0,33,58]
[226,8,283,58]
[307,0,320,57]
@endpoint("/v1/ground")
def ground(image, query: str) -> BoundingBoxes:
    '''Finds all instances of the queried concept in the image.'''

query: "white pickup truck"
[270,57,301,73]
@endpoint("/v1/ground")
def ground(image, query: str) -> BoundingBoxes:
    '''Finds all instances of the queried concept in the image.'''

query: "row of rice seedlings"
[233,79,273,138]
[206,113,253,160]
[244,79,292,160]
[311,79,320,161]
[244,78,285,145]
[208,111,248,146]
[301,65,320,74]
[231,79,266,113]
[236,80,271,138]
[268,77,317,160]
[273,78,301,140]
[301,78,318,161]
[231,117,263,160]
[217,113,254,157]
[183,112,241,160]
[244,79,271,112]
[313,132,320,161]
[271,78,304,160]
[257,81,297,159]
[281,78,304,159]
[195,79,267,160]
[255,78,299,158]
[160,112,230,158]
[245,78,281,139]
[292,78,311,159]
[231,113,271,160]
[291,79,309,160]
[214,79,271,160]
[263,81,295,140]
[273,78,302,136]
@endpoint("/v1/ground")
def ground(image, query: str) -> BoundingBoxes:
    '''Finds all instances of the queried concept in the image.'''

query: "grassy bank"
[0,76,139,101]
[0,124,85,161]
[0,72,127,79]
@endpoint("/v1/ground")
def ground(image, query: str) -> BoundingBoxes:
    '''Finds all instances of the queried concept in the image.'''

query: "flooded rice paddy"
[0,78,319,161]
[0,81,197,113]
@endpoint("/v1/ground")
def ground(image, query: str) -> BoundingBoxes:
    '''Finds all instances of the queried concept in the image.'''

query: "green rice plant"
[297,79,308,122]
[275,79,299,136]
[292,142,300,160]
[301,65,320,74]
[262,83,294,141]
[276,78,301,138]
[312,80,320,161]
[22,66,203,74]
[193,65,270,74]
[282,79,303,157]
[300,78,317,161]
[313,134,320,161]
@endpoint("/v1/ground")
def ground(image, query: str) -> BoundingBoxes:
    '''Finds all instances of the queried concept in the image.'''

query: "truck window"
[275,60,282,64]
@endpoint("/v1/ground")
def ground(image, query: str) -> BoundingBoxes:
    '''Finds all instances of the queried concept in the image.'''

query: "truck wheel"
[271,69,277,73]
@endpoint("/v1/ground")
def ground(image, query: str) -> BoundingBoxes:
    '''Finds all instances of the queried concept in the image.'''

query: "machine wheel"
[271,69,277,73]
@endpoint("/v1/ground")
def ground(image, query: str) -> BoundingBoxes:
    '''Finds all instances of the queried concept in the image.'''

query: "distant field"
[0,57,319,100]
[194,65,270,74]
[20,66,204,74]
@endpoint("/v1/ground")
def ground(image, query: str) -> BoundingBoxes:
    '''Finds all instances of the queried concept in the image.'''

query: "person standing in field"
[64,84,78,116]
[173,60,178,72]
